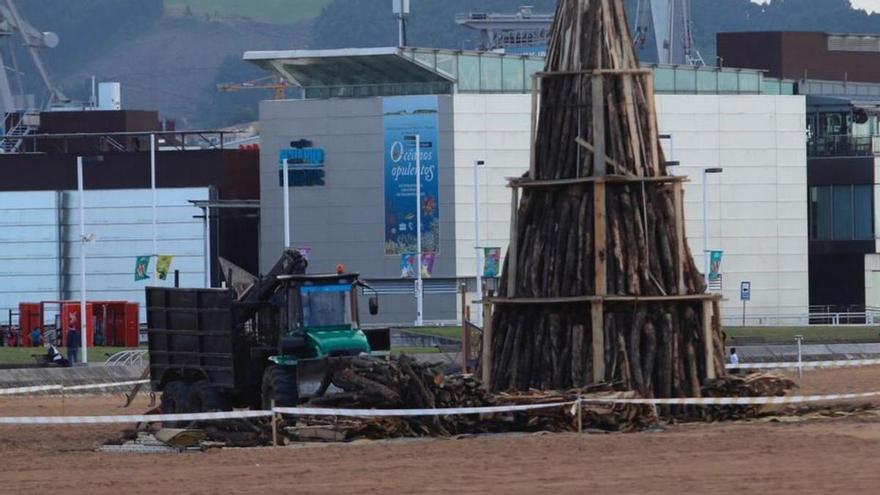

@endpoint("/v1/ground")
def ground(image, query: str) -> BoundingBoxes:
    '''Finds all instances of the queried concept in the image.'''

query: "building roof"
[243,46,545,98]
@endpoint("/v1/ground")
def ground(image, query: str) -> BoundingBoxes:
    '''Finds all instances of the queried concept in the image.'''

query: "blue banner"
[383,96,440,255]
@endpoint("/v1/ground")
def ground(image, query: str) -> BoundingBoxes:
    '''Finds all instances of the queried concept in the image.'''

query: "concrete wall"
[656,94,809,324]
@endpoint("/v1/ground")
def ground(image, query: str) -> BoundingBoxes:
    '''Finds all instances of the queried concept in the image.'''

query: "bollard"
[271,399,278,447]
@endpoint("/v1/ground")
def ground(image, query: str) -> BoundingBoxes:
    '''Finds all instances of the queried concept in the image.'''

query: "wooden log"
[702,299,716,380]
[594,181,607,295]
[591,74,606,177]
[591,300,605,382]
[481,296,494,390]
[507,187,519,297]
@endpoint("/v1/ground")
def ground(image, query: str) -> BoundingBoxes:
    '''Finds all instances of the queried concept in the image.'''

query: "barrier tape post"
[795,335,804,378]
[576,394,583,433]
[271,399,278,448]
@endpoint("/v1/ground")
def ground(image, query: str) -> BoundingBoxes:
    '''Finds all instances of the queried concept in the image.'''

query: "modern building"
[246,46,805,326]
[720,31,880,319]
[0,109,260,324]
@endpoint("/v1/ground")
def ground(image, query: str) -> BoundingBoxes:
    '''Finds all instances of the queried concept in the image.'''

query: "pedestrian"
[729,347,740,374]
[67,327,81,365]
[45,342,70,367]
[29,327,42,347]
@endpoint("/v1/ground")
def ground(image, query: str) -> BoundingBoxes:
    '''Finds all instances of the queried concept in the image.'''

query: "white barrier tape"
[0,380,150,396]
[0,410,272,425]
[63,379,150,392]
[727,359,880,370]
[580,391,880,406]
[0,384,63,395]
[275,401,578,417]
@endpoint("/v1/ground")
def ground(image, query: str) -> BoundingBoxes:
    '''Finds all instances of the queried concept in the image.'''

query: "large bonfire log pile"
[485,0,726,397]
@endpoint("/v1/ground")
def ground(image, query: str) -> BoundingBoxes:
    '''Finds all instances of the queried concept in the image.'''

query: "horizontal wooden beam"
[486,293,723,305]
[508,174,687,189]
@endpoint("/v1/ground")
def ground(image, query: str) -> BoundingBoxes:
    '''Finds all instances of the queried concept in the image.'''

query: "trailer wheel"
[187,380,230,413]
[160,380,192,428]
[261,365,298,410]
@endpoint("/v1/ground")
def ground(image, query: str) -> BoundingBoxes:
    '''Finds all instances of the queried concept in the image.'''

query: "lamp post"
[282,157,290,249]
[473,159,485,326]
[77,155,103,364]
[413,134,423,327]
[702,167,723,290]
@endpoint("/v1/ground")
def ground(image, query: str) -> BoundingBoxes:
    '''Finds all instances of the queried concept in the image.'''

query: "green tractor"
[146,250,390,415]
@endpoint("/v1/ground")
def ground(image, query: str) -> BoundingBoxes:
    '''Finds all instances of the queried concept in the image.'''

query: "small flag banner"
[484,247,501,278]
[400,253,417,278]
[400,253,436,278]
[421,252,435,278]
[134,256,151,281]
[156,255,173,280]
[709,250,723,282]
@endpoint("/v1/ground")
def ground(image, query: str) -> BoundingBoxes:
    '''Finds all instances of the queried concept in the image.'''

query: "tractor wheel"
[261,365,299,410]
[187,380,230,413]
[160,380,192,428]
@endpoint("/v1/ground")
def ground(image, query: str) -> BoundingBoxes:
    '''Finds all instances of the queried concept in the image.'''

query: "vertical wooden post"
[702,299,716,380]
[593,181,607,296]
[529,74,539,179]
[672,181,686,295]
[507,186,519,297]
[481,294,494,390]
[591,300,605,382]
[643,72,660,176]
[271,399,278,447]
[460,283,469,373]
[591,74,606,177]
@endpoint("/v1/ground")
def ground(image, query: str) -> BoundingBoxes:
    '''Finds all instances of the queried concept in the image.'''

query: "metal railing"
[103,349,148,367]
[722,311,880,327]
[807,135,873,157]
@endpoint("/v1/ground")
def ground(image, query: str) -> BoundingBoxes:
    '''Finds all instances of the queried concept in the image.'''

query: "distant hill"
[10,0,880,129]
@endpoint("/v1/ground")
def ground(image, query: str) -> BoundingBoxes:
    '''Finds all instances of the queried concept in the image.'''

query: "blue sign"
[278,143,326,187]
[383,96,440,255]
[740,281,751,301]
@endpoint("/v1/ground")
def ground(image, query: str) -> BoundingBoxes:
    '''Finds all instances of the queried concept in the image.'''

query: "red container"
[93,302,139,347]
[17,303,42,347]
[60,302,94,348]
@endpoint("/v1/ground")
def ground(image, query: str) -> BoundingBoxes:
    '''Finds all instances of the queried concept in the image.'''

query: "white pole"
[282,158,290,248]
[702,168,709,290]
[150,133,157,257]
[473,159,483,326]
[415,134,423,327]
[204,208,211,288]
[77,157,88,364]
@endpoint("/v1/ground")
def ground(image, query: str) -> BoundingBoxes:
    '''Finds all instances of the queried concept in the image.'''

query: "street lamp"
[473,159,485,326]
[702,167,723,291]
[77,155,104,364]
[415,135,423,326]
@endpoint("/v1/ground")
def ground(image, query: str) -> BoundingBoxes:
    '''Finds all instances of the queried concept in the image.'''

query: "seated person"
[44,343,70,367]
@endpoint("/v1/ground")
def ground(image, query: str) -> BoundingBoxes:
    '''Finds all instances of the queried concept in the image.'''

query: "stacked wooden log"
[487,0,723,397]
[282,355,658,441]
[700,372,798,420]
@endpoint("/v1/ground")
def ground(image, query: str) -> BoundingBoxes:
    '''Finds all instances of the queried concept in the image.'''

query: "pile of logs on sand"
[700,372,798,420]
[284,355,657,441]
[485,0,727,399]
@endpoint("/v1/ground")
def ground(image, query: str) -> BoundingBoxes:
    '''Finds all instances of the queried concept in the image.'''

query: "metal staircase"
[0,111,38,153]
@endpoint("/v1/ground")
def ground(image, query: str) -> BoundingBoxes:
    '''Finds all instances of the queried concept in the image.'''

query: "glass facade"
[651,65,795,95]
[810,185,874,241]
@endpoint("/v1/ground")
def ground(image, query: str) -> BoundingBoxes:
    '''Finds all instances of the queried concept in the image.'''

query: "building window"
[810,185,874,241]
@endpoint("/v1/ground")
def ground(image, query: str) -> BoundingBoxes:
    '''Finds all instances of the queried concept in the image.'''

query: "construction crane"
[633,0,704,66]
[0,0,66,111]
[216,76,291,100]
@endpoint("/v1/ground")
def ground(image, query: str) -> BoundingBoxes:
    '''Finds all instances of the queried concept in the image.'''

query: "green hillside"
[165,0,333,23]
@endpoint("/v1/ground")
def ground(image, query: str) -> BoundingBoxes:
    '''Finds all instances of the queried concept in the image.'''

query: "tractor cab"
[269,272,389,399]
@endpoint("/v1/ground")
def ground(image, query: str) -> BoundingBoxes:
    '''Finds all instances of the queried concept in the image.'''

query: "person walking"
[729,347,740,374]
[67,327,81,365]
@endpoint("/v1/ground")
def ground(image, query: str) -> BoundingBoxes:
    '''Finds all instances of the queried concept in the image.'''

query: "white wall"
[656,95,809,324]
